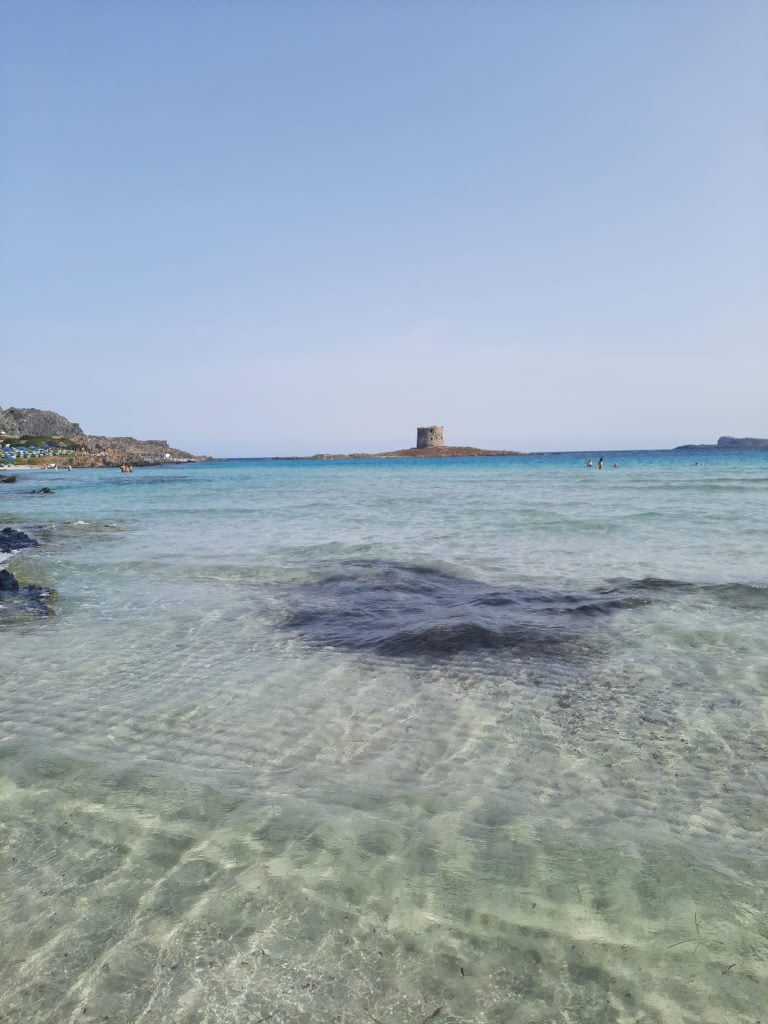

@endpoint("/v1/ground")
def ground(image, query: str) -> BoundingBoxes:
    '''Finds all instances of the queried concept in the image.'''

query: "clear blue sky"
[2,1,766,456]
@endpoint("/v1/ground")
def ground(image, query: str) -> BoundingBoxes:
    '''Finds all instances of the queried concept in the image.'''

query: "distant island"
[675,435,768,451]
[0,406,209,467]
[297,446,525,460]
[279,425,525,460]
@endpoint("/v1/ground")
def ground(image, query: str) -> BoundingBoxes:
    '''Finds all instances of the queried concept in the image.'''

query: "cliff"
[716,436,768,449]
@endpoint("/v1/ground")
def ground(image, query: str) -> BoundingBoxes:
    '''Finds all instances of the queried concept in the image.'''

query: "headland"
[0,405,210,468]
[674,435,768,451]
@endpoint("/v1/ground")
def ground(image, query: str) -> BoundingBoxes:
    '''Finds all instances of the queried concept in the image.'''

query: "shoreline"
[1,458,205,474]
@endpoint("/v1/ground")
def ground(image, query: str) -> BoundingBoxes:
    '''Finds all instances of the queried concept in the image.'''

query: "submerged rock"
[279,561,652,662]
[281,563,768,667]
[0,475,17,483]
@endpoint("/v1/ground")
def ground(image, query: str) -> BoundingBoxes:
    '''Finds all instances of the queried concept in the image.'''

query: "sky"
[2,1,766,456]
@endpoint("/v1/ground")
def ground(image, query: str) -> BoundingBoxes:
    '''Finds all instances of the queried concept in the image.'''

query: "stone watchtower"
[416,425,445,449]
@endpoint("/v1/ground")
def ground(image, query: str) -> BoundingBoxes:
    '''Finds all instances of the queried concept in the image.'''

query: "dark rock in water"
[0,569,19,592]
[33,487,54,494]
[0,568,53,618]
[0,475,17,483]
[0,526,39,554]
[280,561,652,661]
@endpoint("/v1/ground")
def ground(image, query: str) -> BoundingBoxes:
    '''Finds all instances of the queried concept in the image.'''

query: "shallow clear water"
[1,452,766,1023]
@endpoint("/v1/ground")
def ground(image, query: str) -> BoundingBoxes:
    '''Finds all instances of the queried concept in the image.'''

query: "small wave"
[612,576,768,610]
[107,475,194,485]
[42,521,122,533]
[633,481,768,492]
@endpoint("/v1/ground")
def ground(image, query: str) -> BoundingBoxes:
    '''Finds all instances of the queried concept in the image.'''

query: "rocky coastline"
[46,441,209,468]
[0,405,210,467]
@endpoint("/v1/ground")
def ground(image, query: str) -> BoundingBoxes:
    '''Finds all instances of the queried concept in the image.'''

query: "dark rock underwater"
[278,561,648,661]
[279,560,768,662]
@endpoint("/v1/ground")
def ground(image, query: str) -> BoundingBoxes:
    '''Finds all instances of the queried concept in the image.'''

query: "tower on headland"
[416,425,445,449]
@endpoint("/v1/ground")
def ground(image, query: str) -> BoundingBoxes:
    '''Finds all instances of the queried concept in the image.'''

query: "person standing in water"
[586,458,593,467]
[598,457,604,470]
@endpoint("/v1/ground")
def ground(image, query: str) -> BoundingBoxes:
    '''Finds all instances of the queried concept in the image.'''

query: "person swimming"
[586,458,593,468]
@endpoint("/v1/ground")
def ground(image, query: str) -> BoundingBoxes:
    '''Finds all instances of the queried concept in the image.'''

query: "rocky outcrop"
[0,406,86,440]
[77,435,204,465]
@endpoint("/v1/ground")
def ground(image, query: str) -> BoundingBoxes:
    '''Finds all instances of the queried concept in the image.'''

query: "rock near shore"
[0,526,39,554]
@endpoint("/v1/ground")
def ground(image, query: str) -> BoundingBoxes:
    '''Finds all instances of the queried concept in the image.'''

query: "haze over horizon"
[2,1,766,458]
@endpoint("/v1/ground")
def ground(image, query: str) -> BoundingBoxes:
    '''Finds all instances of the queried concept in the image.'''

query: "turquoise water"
[1,452,766,1023]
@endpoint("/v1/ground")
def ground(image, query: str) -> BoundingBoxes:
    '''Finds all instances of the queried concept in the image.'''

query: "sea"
[1,450,766,1024]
